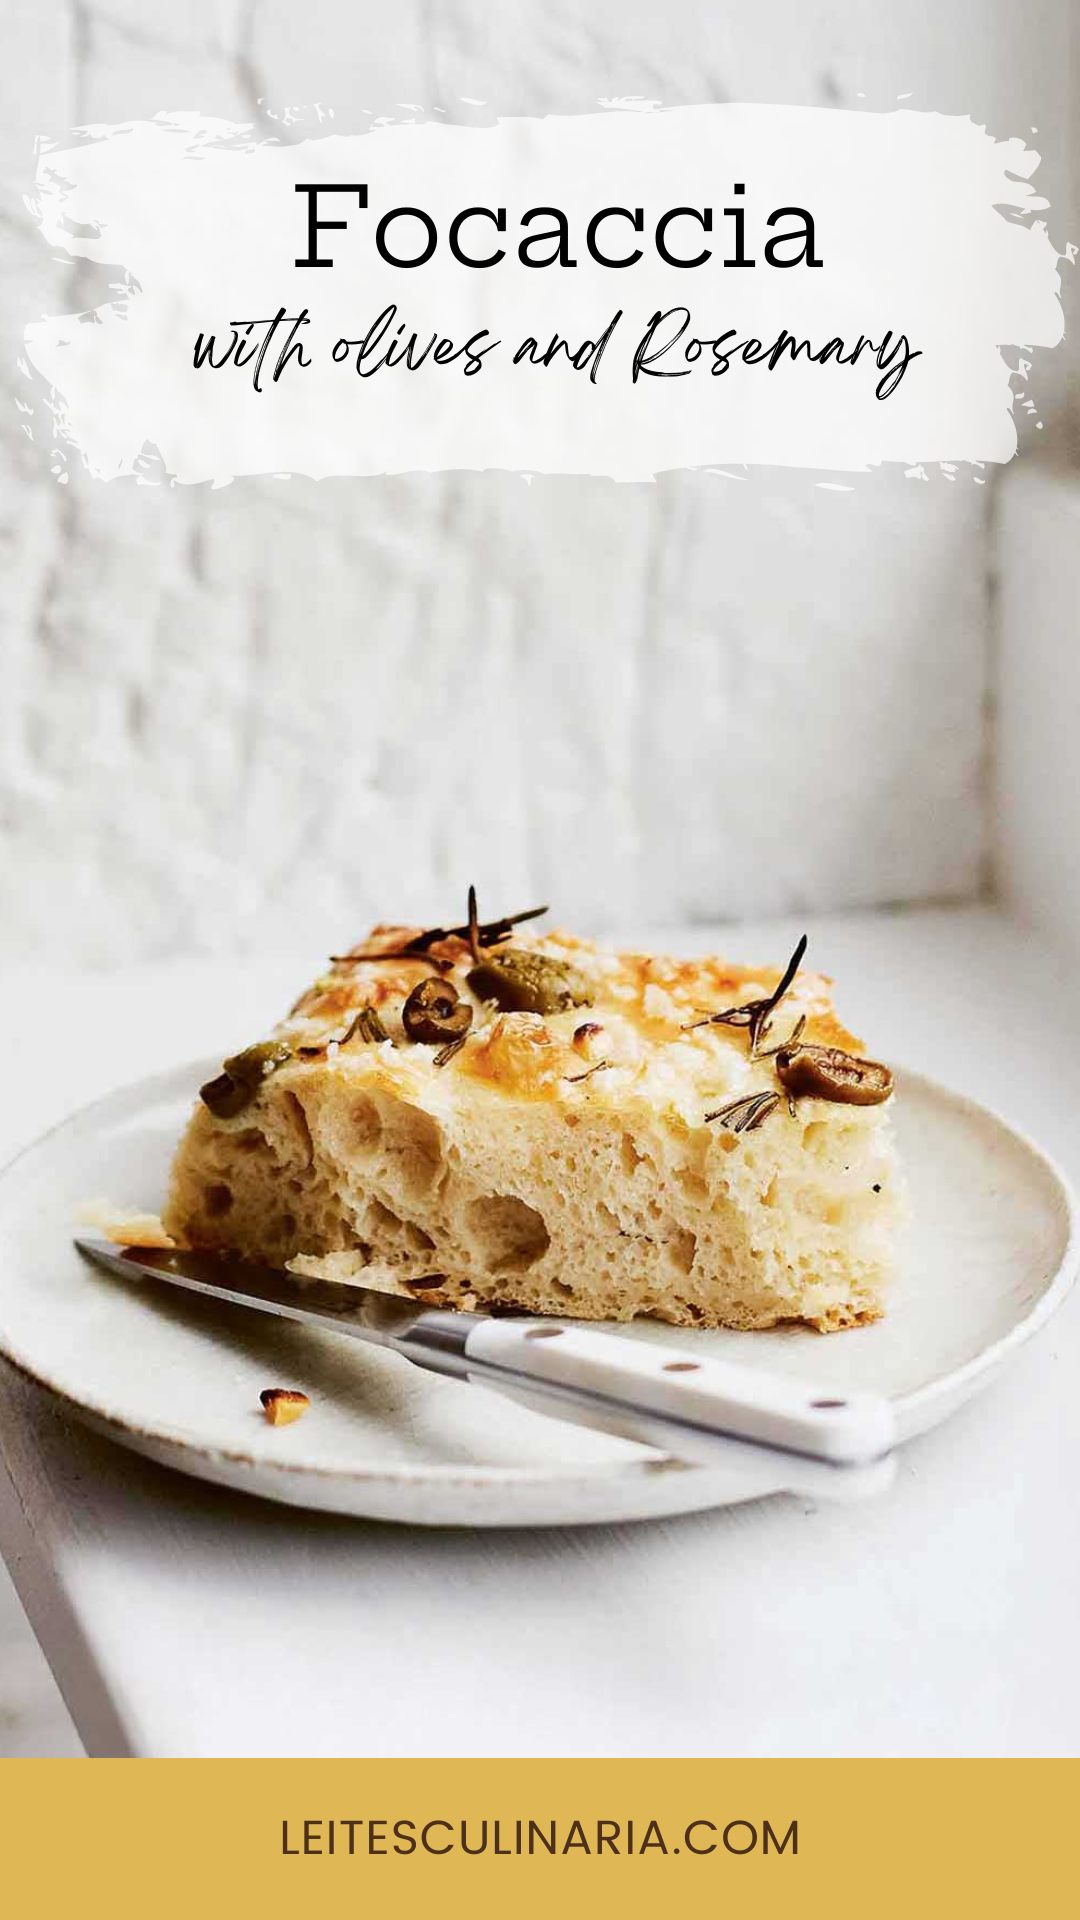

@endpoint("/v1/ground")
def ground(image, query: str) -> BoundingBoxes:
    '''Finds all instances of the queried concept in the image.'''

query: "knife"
[75,1237,896,1499]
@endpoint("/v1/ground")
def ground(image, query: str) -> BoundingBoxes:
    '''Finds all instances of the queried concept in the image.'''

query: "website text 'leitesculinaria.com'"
[281,1815,798,1858]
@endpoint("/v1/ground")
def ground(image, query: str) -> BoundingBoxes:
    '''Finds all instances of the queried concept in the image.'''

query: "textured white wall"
[1,0,1075,964]
[994,461,1080,954]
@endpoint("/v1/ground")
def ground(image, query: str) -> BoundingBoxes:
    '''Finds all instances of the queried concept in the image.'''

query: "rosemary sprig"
[704,1090,782,1134]
[341,1005,390,1046]
[295,1003,389,1058]
[685,934,808,1057]
[332,895,548,966]
[466,882,482,963]
[433,1031,469,1068]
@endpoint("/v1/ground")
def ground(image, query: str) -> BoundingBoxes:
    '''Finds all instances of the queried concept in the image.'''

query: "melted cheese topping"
[271,926,863,1129]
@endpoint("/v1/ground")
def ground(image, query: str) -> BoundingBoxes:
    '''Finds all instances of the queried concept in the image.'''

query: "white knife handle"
[395,1320,891,1466]
[462,1319,895,1465]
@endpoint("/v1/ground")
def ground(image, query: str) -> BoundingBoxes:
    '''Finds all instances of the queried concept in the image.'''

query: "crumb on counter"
[260,1387,310,1427]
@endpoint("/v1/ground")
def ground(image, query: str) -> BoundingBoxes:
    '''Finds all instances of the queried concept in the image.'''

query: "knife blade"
[74,1237,896,1498]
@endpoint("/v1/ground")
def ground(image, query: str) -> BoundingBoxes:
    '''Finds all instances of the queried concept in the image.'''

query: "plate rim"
[0,1055,1075,1497]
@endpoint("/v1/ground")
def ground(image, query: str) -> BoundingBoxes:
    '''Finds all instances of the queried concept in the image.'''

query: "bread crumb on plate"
[260,1387,310,1426]
[77,1198,176,1249]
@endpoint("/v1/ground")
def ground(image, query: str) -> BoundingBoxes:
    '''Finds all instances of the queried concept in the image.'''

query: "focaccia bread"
[164,899,900,1332]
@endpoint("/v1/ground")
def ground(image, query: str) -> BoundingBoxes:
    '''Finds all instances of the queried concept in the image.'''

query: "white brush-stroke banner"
[23,104,1066,483]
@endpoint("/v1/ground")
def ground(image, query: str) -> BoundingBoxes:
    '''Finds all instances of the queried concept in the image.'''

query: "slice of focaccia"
[164,899,900,1332]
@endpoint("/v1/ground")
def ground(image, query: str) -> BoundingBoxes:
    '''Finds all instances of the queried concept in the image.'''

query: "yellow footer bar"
[2,1758,1075,1917]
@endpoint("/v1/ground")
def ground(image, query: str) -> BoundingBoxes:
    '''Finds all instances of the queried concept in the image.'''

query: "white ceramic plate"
[0,1062,1074,1527]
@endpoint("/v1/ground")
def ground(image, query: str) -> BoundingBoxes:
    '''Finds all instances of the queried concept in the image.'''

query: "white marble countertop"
[1,905,1078,1757]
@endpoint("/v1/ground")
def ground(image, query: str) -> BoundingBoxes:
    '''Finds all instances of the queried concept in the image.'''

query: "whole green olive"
[467,949,592,1015]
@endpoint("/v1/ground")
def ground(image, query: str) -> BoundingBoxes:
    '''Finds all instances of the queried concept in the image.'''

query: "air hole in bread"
[620,1132,647,1176]
[467,1194,551,1273]
[678,1165,708,1203]
[667,1226,696,1276]
[280,1091,314,1169]
[366,1197,438,1254]
[351,1096,384,1151]
[383,1103,444,1198]
[204,1182,234,1218]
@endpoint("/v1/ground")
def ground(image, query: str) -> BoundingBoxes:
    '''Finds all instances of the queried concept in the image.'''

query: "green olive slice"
[200,1040,292,1118]
[222,1040,293,1083]
[198,1071,255,1120]
[402,976,473,1046]
[775,1044,893,1106]
[466,949,592,1016]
